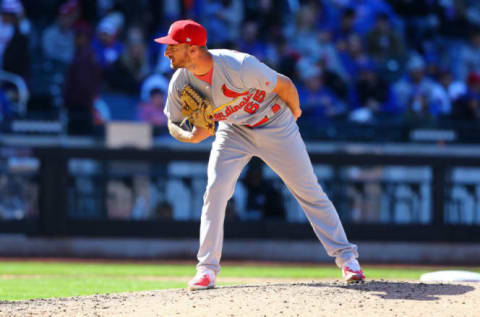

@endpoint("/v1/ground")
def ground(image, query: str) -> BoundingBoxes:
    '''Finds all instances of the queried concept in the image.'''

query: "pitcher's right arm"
[167,120,213,143]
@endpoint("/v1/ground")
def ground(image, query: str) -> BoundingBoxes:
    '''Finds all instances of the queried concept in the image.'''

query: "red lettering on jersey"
[213,93,253,121]
[253,90,266,103]
[272,104,280,113]
[222,84,249,98]
[244,102,259,114]
[214,113,227,121]
[215,88,265,119]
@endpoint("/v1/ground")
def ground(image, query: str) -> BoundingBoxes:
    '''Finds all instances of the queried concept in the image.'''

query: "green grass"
[0,277,184,301]
[0,261,477,301]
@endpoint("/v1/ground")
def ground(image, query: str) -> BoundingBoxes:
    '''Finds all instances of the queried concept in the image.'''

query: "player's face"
[164,44,191,69]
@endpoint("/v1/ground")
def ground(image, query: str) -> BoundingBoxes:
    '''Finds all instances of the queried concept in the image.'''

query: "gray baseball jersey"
[164,49,287,127]
[164,49,359,275]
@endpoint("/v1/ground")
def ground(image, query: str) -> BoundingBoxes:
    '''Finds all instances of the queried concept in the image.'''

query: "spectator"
[296,63,346,121]
[391,55,450,120]
[91,12,124,69]
[436,0,471,38]
[63,24,102,134]
[131,175,160,220]
[140,72,168,102]
[0,0,29,79]
[456,28,480,81]
[104,25,150,94]
[106,178,134,220]
[136,88,167,126]
[336,0,399,35]
[0,0,29,36]
[388,0,438,52]
[465,1,480,28]
[349,64,389,123]
[366,13,405,81]
[452,72,480,121]
[438,69,467,103]
[41,0,80,66]
[286,4,318,58]
[271,34,299,81]
[0,172,36,219]
[287,6,348,82]
[243,0,286,40]
[317,29,349,81]
[201,0,244,48]
[0,0,478,138]
[333,8,357,42]
[237,20,269,62]
[310,0,338,32]
[345,166,384,223]
[338,33,374,80]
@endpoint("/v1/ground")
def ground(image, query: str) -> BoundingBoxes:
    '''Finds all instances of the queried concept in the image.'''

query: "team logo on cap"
[186,37,191,42]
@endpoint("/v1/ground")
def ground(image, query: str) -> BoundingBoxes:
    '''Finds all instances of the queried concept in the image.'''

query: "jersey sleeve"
[163,72,184,123]
[239,55,277,93]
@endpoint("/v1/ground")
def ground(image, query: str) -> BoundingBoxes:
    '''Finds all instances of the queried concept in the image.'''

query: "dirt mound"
[0,280,477,317]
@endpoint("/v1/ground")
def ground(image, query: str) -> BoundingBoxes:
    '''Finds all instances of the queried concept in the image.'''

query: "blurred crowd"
[0,0,480,135]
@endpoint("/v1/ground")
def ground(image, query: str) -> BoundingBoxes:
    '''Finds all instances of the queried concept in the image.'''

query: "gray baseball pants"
[196,108,358,274]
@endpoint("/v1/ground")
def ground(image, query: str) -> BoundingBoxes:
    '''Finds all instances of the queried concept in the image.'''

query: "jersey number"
[244,102,259,114]
[244,90,266,114]
[253,90,265,103]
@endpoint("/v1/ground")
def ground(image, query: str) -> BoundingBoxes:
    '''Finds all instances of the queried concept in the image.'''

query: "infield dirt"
[0,279,477,317]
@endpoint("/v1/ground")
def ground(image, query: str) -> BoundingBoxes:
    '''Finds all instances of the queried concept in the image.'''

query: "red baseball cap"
[154,20,207,46]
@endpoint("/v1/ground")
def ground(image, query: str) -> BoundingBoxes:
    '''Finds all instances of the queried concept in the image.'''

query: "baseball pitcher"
[155,20,365,290]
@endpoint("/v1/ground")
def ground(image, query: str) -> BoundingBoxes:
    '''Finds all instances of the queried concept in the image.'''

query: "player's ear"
[190,45,203,56]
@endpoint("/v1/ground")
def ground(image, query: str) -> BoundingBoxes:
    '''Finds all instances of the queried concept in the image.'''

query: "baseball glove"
[180,84,215,134]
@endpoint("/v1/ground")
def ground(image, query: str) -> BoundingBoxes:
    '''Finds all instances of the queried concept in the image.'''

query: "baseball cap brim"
[154,35,179,45]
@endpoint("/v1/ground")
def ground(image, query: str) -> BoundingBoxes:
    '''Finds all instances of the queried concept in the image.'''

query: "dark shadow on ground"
[217,280,475,301]
[333,280,475,300]
[308,280,475,301]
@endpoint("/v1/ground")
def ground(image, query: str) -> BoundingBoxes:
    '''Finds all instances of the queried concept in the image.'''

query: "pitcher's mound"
[0,280,478,317]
